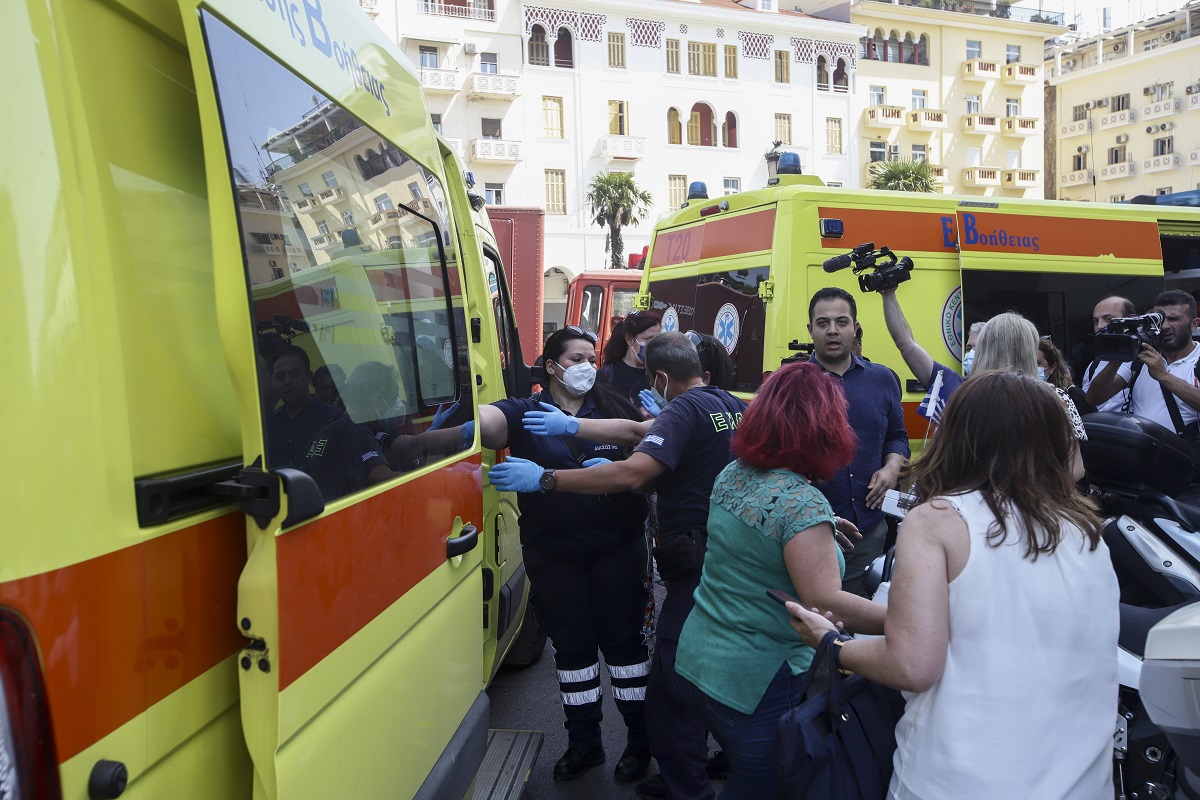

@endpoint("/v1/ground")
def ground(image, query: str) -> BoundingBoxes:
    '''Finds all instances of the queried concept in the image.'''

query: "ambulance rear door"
[182,3,486,798]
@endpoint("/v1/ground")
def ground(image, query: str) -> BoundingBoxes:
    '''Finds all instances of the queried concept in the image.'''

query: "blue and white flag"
[917,368,945,425]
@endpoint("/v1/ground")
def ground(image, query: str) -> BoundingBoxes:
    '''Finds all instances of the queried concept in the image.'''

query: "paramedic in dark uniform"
[477,326,653,784]
[264,346,343,470]
[490,331,748,800]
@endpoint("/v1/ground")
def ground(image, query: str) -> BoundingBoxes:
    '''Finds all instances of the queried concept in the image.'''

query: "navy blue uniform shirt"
[265,398,344,470]
[810,353,910,530]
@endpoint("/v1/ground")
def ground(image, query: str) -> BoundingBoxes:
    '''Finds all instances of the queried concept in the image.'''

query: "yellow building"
[1046,3,1200,201]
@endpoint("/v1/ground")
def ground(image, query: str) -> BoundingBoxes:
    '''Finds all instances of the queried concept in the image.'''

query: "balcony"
[1142,154,1180,173]
[293,196,320,214]
[1001,116,1039,137]
[1060,168,1093,187]
[1060,119,1091,138]
[1190,149,1200,167]
[260,244,284,256]
[1098,108,1135,129]
[1142,98,1180,121]
[1001,62,1040,84]
[419,68,461,95]
[469,138,521,163]
[316,186,345,204]
[962,59,1000,81]
[1002,169,1039,188]
[466,73,519,101]
[420,0,496,21]
[930,164,949,185]
[369,209,408,229]
[1098,161,1136,180]
[961,167,1001,187]
[962,114,1000,134]
[1187,94,1200,113]
[599,135,648,162]
[443,137,464,157]
[311,230,352,249]
[864,105,905,129]
[906,109,948,131]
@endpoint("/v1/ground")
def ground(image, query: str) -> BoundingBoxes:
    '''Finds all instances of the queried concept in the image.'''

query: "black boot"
[553,745,605,781]
[614,745,652,782]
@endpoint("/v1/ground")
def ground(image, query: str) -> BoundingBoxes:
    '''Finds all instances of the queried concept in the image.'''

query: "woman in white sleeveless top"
[789,371,1118,800]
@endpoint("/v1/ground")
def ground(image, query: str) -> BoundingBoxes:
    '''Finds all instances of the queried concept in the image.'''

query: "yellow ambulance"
[3,0,539,797]
[639,172,1200,436]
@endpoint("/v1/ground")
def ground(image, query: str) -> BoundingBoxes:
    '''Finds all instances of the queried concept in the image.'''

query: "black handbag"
[778,631,906,800]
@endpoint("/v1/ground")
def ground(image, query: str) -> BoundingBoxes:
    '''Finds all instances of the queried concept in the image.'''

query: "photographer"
[1081,296,1135,412]
[1086,290,1200,445]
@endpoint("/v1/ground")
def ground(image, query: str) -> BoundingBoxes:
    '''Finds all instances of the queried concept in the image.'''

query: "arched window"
[722,112,738,148]
[687,103,715,146]
[902,33,916,64]
[833,59,848,92]
[917,34,929,65]
[887,31,901,63]
[859,36,871,61]
[366,147,386,175]
[554,27,574,68]
[667,108,682,145]
[528,24,549,66]
[816,56,829,89]
[355,154,371,180]
[874,29,887,61]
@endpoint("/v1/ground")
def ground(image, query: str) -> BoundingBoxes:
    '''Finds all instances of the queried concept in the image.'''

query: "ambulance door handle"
[447,524,479,558]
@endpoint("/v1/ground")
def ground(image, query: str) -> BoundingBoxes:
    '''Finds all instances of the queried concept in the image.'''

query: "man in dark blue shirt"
[809,288,910,596]
[264,346,344,470]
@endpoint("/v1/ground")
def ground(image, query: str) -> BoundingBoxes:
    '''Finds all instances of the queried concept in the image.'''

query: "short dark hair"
[808,287,857,321]
[272,345,311,373]
[1155,290,1197,320]
[646,332,703,380]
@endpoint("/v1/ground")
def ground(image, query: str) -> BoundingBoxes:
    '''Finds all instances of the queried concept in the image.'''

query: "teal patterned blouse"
[676,460,842,714]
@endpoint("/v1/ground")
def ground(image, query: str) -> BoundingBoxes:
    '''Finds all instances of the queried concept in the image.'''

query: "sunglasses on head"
[683,330,708,351]
[553,325,599,344]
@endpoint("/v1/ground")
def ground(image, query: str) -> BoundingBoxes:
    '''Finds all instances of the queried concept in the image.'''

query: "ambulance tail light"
[0,611,61,800]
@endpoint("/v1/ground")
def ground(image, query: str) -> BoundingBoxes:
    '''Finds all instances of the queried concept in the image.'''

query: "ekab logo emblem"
[942,287,963,362]
[661,307,679,332]
[714,303,740,354]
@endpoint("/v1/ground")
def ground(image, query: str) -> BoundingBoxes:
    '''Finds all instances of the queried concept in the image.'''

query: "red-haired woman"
[597,311,662,414]
[674,361,887,798]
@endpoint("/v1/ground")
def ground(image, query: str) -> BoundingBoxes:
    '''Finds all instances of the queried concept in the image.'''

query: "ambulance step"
[471,729,542,800]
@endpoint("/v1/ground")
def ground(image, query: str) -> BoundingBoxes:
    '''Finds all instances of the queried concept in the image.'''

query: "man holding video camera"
[1082,296,1136,413]
[1086,290,1200,447]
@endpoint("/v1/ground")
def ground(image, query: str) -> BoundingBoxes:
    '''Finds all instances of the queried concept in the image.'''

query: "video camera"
[822,242,914,293]
[1094,311,1165,362]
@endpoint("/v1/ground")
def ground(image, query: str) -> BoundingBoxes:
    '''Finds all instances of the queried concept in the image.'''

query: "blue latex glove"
[429,401,460,431]
[460,420,475,445]
[638,389,662,418]
[523,401,579,436]
[487,456,545,493]
[582,457,611,468]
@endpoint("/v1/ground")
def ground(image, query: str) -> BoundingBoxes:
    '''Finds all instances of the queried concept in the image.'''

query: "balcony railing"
[907,109,948,130]
[1190,148,1200,167]
[860,0,1062,24]
[369,209,407,229]
[962,59,1000,80]
[1060,168,1093,187]
[1002,116,1039,136]
[1188,94,1200,113]
[419,68,461,94]
[1142,154,1180,173]
[443,137,464,156]
[1098,108,1135,129]
[930,164,949,184]
[294,196,320,213]
[1060,119,1091,138]
[1001,63,1040,84]
[599,135,648,161]
[466,73,519,101]
[420,0,496,21]
[1142,98,1180,121]
[1002,169,1039,188]
[469,138,522,163]
[864,105,905,128]
[962,114,1000,134]
[260,244,284,256]
[962,167,1001,187]
[317,186,345,203]
[1098,161,1136,180]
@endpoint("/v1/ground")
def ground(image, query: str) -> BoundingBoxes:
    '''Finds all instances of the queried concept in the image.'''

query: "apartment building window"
[528,27,550,66]
[1111,194,1126,202]
[723,177,741,195]
[1113,93,1130,111]
[374,194,394,211]
[481,118,502,139]
[543,96,564,138]
[545,170,566,214]
[668,175,688,208]
[911,89,927,110]
[609,100,630,136]
[298,182,313,197]
[687,111,701,145]
[965,95,981,114]
[419,45,438,69]
[342,210,355,226]
[1072,153,1088,171]
[912,144,927,162]
[1006,150,1021,169]
[869,141,886,162]
[1155,82,1174,102]
[408,181,424,199]
[1005,98,1020,117]
[1157,187,1173,196]
[966,147,982,167]
[480,52,498,73]
[608,32,626,68]
[1072,104,1087,122]
[724,44,738,78]
[666,39,680,73]
[1109,145,1126,164]
[966,40,982,59]
[869,85,885,106]
[485,183,504,204]
[317,220,330,235]
[322,170,338,187]
[774,50,790,83]
[774,113,792,145]
[825,118,843,155]
[667,108,682,144]
[430,113,442,133]
[1005,44,1021,63]
[1154,137,1174,156]
[689,42,717,76]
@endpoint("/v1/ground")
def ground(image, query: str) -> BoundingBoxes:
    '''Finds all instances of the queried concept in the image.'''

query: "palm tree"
[866,159,940,192]
[583,171,654,269]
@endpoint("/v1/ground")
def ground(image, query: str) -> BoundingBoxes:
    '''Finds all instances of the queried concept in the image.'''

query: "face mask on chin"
[650,372,670,408]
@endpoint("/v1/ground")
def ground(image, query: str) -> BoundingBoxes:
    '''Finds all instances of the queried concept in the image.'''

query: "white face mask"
[1037,366,1047,382]
[553,361,596,396]
[651,372,670,408]
[962,350,975,376]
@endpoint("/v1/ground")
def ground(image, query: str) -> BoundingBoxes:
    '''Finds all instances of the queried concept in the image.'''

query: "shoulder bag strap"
[1160,379,1188,436]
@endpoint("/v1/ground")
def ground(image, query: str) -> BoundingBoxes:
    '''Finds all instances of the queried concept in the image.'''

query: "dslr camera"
[822,242,914,293]
[1094,311,1165,362]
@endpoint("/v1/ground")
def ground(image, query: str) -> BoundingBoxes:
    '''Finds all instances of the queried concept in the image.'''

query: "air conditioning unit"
[1162,31,1175,41]
[1095,98,1109,107]
[464,43,478,55]
[1085,100,1095,110]
[1113,43,1125,52]
[1077,145,1089,153]
[1064,59,1077,67]
[1116,134,1129,144]
[1144,86,1156,95]
[1160,122,1174,131]
[1147,125,1157,133]
[1187,84,1200,94]
[269,260,278,267]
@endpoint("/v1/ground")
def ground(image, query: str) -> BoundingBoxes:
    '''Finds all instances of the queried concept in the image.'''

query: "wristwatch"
[539,469,558,492]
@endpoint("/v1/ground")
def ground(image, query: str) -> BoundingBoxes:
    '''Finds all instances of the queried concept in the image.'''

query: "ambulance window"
[201,12,476,503]
[483,247,526,397]
[649,267,768,392]
[612,288,638,320]
[580,285,604,333]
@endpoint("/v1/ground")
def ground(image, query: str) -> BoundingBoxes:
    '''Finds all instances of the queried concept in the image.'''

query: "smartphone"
[766,588,798,607]
[882,488,917,520]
